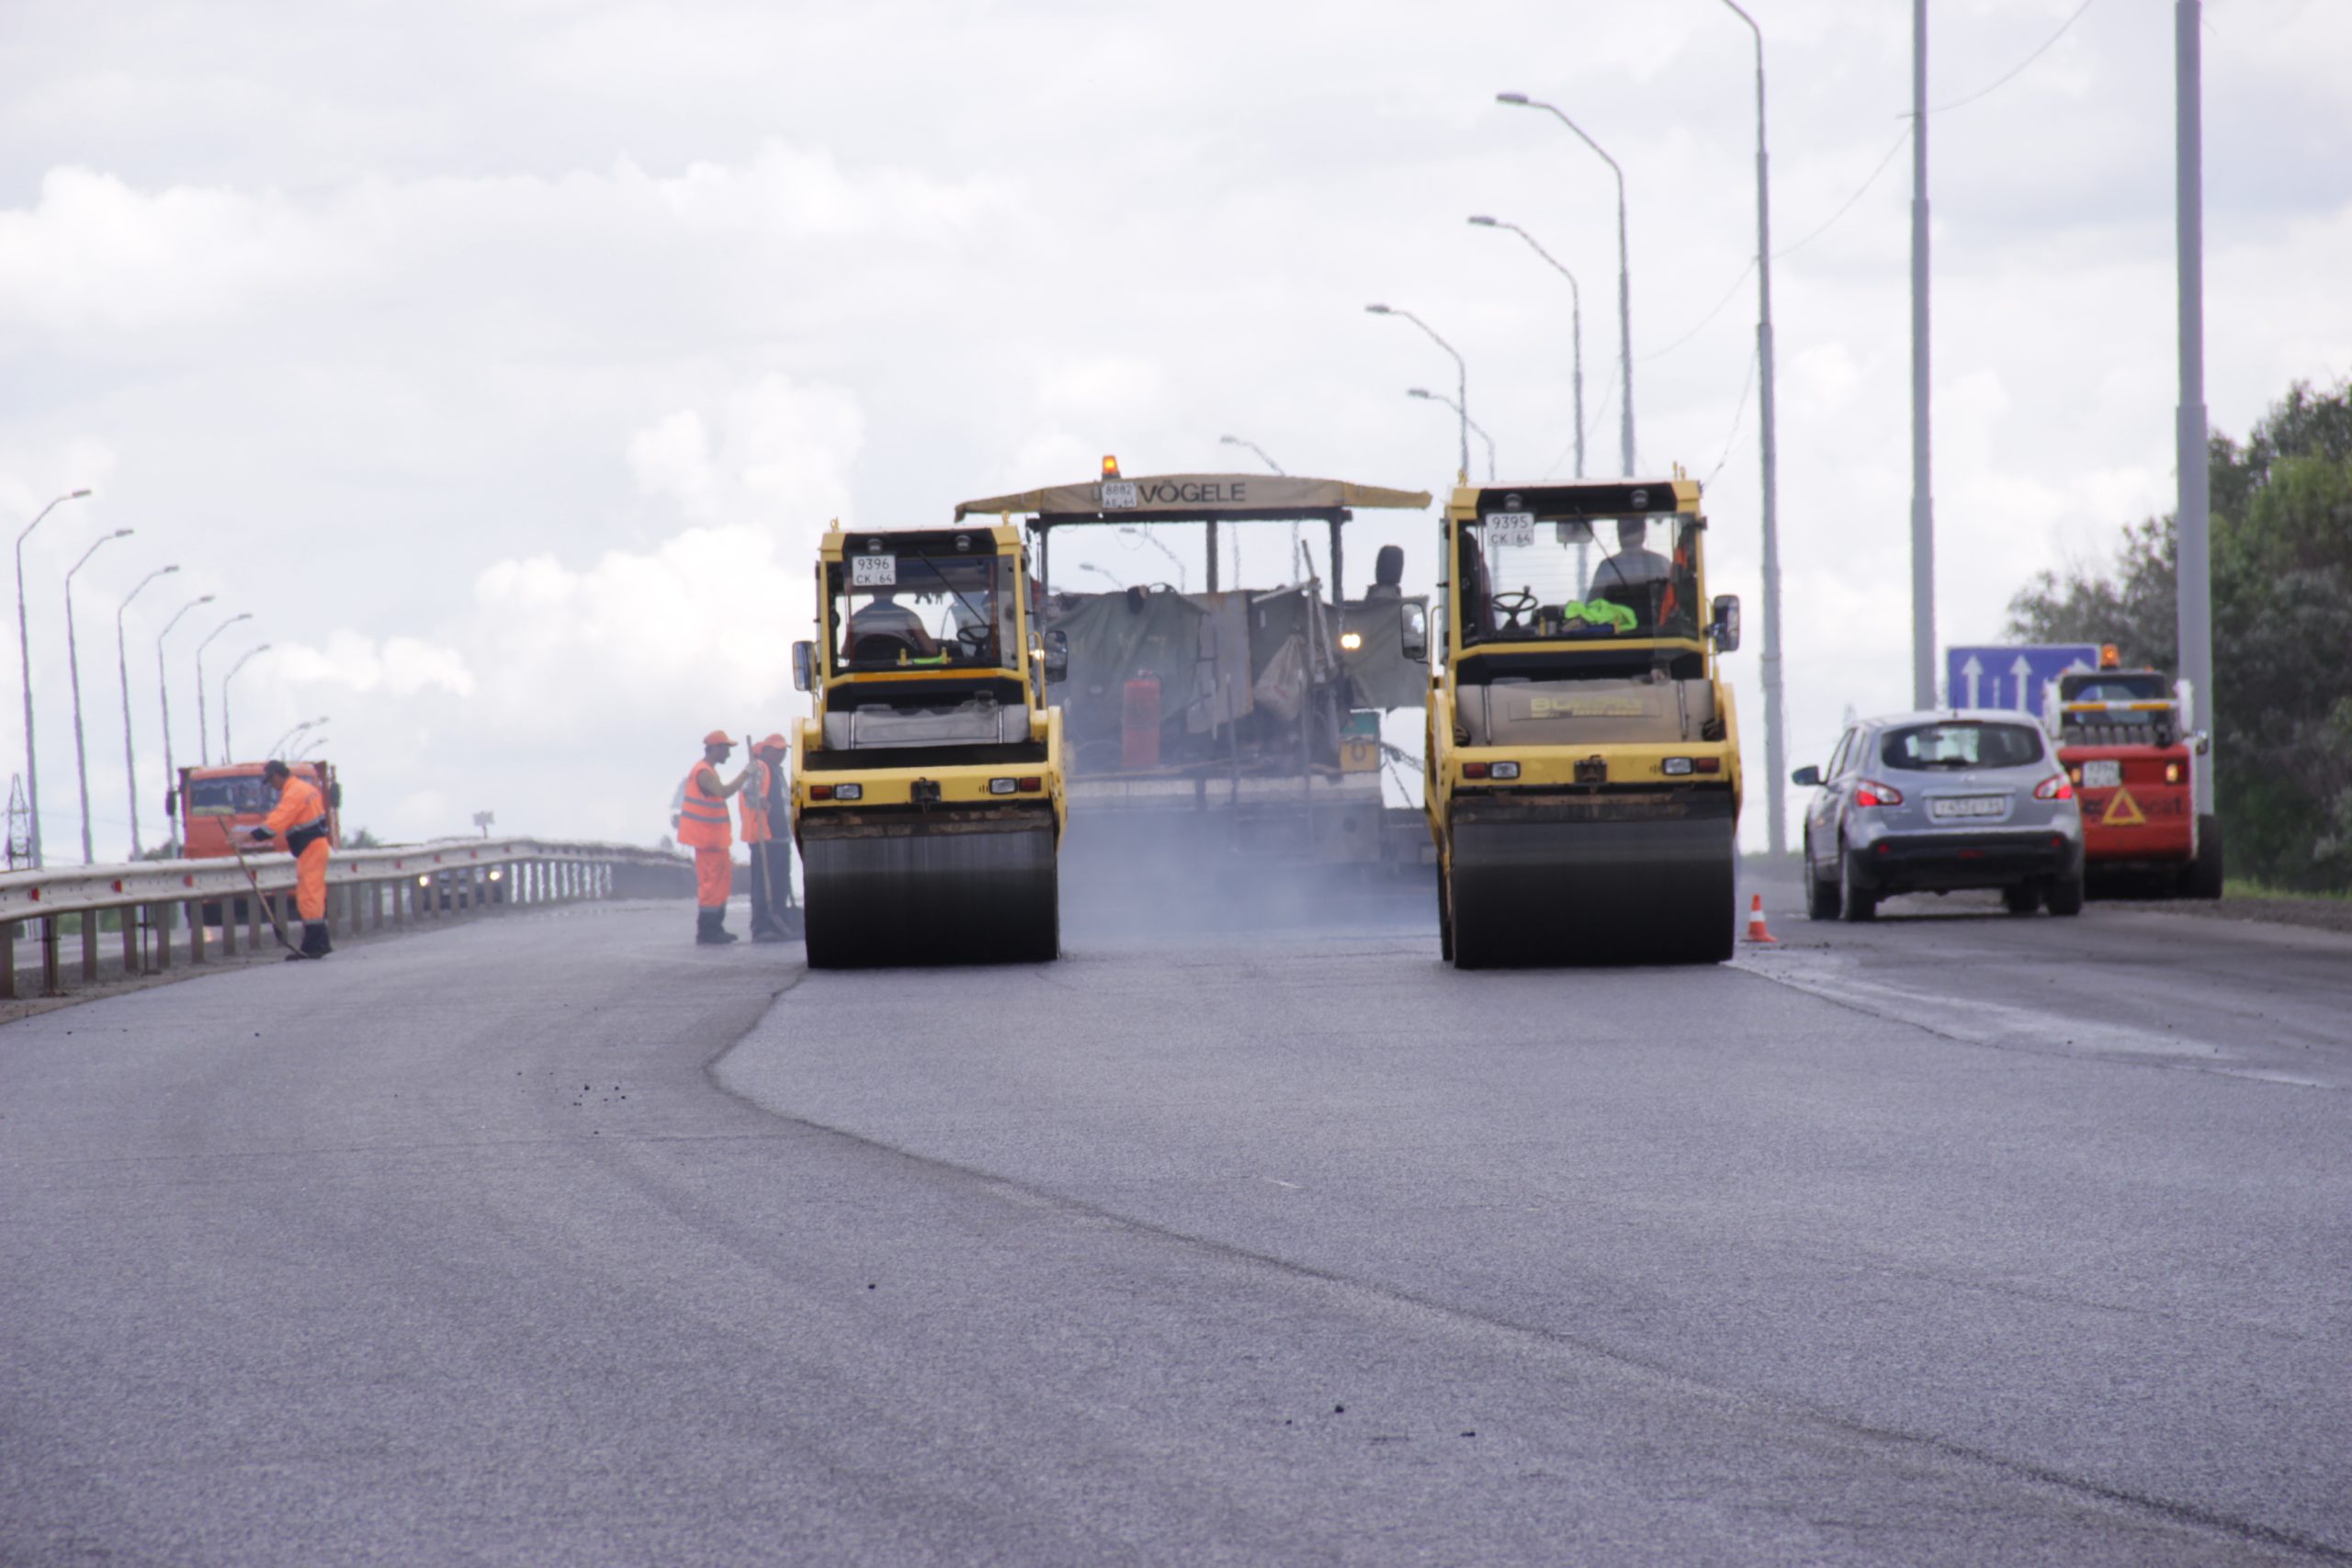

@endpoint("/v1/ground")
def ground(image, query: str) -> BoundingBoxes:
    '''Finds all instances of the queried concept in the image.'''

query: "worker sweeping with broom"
[245,759,335,960]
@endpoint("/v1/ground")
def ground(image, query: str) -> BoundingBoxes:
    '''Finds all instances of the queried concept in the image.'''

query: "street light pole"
[193,613,252,769]
[1215,436,1285,590]
[1468,216,1583,479]
[1365,304,1469,482]
[221,644,272,761]
[15,487,93,867]
[270,716,324,758]
[1116,527,1188,592]
[1710,0,1789,855]
[1908,0,1937,707]
[115,564,179,858]
[65,528,134,863]
[1498,94,1634,474]
[1216,435,1285,476]
[2176,0,2214,813]
[156,593,214,856]
[1408,389,1497,481]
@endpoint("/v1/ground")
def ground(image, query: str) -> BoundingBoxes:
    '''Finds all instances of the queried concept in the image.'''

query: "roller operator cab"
[788,524,1067,967]
[1425,476,1744,966]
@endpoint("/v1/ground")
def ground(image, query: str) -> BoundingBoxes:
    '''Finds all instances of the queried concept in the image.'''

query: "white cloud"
[0,166,334,332]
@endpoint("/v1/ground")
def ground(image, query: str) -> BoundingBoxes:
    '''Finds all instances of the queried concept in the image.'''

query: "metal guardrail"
[0,838,695,1000]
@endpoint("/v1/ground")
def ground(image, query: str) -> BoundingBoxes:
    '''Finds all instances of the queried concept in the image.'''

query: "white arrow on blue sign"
[1943,644,2100,714]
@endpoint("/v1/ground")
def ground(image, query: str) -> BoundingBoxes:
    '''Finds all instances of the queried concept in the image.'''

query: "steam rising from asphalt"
[1056,813,1436,939]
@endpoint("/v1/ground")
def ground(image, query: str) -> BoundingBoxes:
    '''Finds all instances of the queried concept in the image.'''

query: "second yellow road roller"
[788,521,1067,966]
[1422,472,1744,966]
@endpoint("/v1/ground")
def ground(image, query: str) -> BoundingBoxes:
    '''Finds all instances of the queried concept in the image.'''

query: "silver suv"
[1793,710,2085,920]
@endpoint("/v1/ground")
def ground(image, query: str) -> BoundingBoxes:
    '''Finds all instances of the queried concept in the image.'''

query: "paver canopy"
[955,474,1431,520]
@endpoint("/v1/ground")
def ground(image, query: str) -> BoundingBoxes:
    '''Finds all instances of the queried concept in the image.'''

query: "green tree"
[2008,375,2352,889]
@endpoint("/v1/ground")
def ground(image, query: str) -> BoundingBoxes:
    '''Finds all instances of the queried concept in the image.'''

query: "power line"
[1774,0,2100,262]
[1929,0,2098,115]
[1703,348,1761,488]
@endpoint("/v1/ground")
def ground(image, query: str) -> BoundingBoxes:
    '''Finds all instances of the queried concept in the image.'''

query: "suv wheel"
[1838,840,1877,922]
[2046,872,2086,917]
[1804,834,1842,920]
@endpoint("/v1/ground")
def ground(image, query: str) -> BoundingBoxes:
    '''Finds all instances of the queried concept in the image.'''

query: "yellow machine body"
[1425,475,1744,965]
[789,523,1066,965]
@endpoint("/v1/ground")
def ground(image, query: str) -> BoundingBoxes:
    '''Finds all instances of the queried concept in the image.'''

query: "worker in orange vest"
[675,730,751,944]
[741,732,795,942]
[245,759,334,960]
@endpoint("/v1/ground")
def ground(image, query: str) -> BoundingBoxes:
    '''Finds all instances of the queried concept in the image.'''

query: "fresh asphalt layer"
[2,883,2347,1566]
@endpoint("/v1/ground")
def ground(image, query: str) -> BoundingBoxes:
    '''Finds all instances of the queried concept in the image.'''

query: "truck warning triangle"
[2102,787,2147,827]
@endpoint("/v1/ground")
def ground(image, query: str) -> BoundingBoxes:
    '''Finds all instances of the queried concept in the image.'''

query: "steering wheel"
[956,624,992,658]
[1492,589,1538,631]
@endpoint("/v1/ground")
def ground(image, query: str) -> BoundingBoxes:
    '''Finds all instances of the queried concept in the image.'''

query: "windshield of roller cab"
[828,550,1013,671]
[1459,511,1700,646]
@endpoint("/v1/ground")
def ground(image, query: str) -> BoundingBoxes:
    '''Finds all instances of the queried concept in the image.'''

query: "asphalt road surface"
[3,877,2347,1566]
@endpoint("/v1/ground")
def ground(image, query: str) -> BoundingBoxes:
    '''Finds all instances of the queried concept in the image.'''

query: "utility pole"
[1713,1,1788,856]
[1908,0,1937,708]
[2175,0,2214,811]
[155,593,215,856]
[15,488,94,867]
[115,564,179,859]
[65,529,133,863]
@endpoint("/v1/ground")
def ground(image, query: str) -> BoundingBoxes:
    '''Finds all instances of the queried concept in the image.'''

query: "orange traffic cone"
[1744,893,1778,943]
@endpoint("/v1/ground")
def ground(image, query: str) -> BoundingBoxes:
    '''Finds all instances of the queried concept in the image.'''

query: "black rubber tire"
[2046,873,2086,917]
[1437,866,1455,963]
[2002,885,2041,916]
[1838,843,1877,922]
[2185,814,2226,900]
[1804,836,1842,920]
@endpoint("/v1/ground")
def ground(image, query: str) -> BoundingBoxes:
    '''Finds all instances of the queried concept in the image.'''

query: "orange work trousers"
[695,846,731,910]
[295,838,331,921]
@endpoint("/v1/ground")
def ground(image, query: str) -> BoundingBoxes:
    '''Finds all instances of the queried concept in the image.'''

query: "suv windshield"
[829,549,1012,671]
[1461,511,1700,645]
[1882,721,2044,771]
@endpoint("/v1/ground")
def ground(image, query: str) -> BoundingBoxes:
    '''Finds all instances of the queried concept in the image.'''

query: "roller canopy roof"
[1462,478,1702,517]
[954,473,1433,522]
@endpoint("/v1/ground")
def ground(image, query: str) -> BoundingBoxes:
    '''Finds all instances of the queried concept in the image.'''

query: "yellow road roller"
[788,522,1067,966]
[1422,473,1743,966]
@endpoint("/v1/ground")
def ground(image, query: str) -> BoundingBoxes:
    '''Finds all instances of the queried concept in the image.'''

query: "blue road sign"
[1944,643,2100,715]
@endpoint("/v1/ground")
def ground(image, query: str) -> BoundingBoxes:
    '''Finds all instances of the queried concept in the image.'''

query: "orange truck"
[172,761,341,859]
[2042,650,2220,898]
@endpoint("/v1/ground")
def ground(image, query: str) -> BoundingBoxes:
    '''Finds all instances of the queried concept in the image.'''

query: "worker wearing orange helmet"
[741,732,797,942]
[675,730,751,945]
[246,760,334,959]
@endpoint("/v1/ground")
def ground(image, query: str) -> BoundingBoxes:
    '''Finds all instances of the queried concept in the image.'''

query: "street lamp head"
[1364,303,1391,315]
[1407,388,1434,400]
[70,489,93,499]
[195,594,215,606]
[1218,434,1241,445]
[1467,215,1498,227]
[1497,92,1531,106]
[108,528,132,539]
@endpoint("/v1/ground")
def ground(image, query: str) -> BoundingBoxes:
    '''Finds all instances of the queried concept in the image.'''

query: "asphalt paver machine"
[951,463,1434,912]
[788,522,1067,965]
[1425,475,1745,965]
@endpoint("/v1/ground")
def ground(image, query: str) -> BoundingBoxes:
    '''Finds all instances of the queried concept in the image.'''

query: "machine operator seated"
[844,589,943,664]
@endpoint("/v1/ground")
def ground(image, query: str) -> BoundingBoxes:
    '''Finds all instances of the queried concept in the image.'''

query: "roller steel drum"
[1445,793,1736,967]
[801,810,1059,968]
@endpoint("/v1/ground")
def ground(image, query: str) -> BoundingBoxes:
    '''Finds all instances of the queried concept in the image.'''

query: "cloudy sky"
[5,0,2347,859]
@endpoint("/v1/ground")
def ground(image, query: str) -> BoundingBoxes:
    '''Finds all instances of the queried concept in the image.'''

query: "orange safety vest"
[739,758,773,843]
[677,761,732,850]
